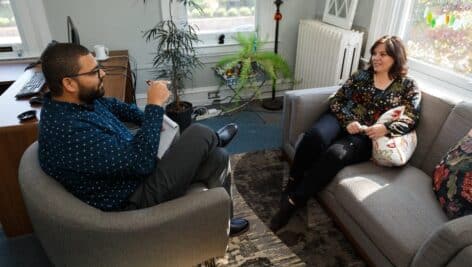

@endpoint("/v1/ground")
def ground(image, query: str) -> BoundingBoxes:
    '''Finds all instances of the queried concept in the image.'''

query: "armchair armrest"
[411,215,472,267]
[37,187,230,267]
[283,86,338,160]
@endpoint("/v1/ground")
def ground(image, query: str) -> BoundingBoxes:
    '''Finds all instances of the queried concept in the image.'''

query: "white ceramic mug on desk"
[93,45,109,61]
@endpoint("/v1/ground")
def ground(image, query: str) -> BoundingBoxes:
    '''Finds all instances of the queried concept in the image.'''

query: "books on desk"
[158,115,179,159]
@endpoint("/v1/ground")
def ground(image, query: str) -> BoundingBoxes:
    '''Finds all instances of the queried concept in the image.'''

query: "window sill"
[0,52,39,64]
[410,69,472,103]
[195,40,275,64]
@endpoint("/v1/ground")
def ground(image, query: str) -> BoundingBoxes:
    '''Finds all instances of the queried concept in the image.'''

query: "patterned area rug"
[230,150,366,267]
[213,183,305,266]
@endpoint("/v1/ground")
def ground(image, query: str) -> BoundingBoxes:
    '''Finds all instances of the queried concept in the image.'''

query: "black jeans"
[289,111,372,205]
[125,124,231,210]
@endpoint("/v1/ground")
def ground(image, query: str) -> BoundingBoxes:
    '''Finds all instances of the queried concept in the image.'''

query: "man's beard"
[78,81,105,104]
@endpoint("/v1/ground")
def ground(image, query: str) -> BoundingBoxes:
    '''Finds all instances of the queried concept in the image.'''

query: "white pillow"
[371,106,417,167]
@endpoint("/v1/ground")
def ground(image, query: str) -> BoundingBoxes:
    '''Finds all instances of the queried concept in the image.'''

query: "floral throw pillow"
[433,130,472,220]
[371,106,417,167]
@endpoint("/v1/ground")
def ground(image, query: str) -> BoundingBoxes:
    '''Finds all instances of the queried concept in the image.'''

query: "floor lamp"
[262,0,284,110]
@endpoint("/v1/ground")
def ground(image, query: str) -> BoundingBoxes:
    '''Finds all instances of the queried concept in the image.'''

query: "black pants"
[126,124,231,210]
[289,112,372,205]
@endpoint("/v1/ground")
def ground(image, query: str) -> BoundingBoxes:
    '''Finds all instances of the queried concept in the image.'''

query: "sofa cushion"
[409,92,455,169]
[324,162,447,267]
[433,131,472,219]
[422,101,472,175]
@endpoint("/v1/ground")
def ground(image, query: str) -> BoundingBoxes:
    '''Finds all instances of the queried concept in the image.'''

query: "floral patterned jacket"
[329,70,421,136]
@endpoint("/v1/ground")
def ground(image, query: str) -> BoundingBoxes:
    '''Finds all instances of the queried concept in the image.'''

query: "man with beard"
[38,43,248,236]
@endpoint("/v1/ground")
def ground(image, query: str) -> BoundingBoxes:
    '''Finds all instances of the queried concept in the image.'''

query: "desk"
[0,50,133,237]
[0,62,31,95]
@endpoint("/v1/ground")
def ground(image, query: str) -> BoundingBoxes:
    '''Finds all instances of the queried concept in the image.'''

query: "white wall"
[40,0,341,95]
[43,0,163,94]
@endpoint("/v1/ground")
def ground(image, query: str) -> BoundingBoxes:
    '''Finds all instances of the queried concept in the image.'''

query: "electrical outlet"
[195,109,222,121]
[208,91,220,99]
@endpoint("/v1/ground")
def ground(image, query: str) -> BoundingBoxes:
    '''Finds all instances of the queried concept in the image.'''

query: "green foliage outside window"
[0,1,15,27]
[406,0,471,77]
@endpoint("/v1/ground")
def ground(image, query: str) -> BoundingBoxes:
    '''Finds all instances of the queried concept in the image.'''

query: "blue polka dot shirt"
[38,93,164,211]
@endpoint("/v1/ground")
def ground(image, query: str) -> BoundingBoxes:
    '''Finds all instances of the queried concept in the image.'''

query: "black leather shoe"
[216,123,238,147]
[229,218,249,237]
[270,196,296,232]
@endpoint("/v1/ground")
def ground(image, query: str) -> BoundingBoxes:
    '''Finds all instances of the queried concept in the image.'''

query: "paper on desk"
[157,115,179,159]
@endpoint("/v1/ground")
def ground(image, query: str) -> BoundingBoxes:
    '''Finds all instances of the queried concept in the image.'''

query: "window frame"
[0,0,51,60]
[160,0,274,52]
[367,0,472,96]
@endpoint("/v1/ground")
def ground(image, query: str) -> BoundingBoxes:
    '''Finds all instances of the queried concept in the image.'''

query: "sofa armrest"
[411,215,472,267]
[283,86,338,160]
[446,245,472,267]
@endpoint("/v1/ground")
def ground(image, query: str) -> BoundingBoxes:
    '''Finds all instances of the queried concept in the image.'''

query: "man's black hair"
[40,42,90,96]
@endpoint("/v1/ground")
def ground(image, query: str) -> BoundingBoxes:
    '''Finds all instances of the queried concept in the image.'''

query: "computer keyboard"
[15,72,45,98]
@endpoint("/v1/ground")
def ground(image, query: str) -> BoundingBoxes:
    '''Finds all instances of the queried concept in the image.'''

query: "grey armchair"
[19,142,231,267]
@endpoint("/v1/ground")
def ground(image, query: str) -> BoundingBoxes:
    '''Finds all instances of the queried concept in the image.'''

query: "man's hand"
[364,124,389,139]
[346,121,365,135]
[147,80,171,106]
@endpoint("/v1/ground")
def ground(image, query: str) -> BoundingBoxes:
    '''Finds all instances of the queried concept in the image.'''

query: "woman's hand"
[346,121,365,134]
[365,124,389,139]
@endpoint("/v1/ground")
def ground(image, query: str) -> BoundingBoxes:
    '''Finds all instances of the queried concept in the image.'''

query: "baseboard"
[136,82,292,108]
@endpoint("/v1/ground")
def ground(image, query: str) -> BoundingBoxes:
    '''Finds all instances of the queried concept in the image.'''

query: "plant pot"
[165,101,193,132]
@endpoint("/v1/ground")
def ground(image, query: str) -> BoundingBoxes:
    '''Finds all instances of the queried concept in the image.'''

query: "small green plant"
[227,8,239,17]
[214,8,227,17]
[216,32,292,102]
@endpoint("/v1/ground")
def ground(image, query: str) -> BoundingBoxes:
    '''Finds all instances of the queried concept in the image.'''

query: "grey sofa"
[283,86,472,267]
[18,142,231,267]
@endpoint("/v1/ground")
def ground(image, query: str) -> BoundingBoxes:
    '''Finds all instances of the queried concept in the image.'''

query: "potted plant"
[142,0,203,131]
[216,32,292,105]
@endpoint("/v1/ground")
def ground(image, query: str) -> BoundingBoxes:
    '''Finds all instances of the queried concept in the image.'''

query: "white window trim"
[160,0,274,54]
[0,0,51,60]
[365,0,411,59]
[368,0,472,97]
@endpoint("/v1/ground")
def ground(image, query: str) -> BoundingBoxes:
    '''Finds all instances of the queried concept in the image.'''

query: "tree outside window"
[404,0,471,78]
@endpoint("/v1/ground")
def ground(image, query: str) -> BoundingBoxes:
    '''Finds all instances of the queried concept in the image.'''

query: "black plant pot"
[165,101,193,132]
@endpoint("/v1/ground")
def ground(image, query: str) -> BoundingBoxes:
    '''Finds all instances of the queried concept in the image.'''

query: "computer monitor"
[66,16,80,45]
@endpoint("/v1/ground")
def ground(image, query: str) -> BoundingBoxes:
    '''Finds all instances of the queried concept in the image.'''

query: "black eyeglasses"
[68,64,103,79]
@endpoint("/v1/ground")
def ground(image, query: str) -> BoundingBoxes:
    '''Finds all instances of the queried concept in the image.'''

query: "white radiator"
[294,20,364,89]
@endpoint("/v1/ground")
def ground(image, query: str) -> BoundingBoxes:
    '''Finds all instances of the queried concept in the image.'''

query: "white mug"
[93,45,109,60]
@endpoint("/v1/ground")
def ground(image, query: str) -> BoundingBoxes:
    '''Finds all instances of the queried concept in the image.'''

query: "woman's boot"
[282,177,298,194]
[270,195,297,232]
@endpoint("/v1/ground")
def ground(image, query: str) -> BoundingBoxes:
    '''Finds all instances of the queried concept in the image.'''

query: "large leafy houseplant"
[216,32,292,103]
[142,0,203,130]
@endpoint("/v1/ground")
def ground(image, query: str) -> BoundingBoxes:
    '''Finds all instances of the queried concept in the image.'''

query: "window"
[187,0,256,35]
[161,0,273,48]
[0,0,21,51]
[0,0,51,60]
[369,0,471,94]
[403,1,471,80]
